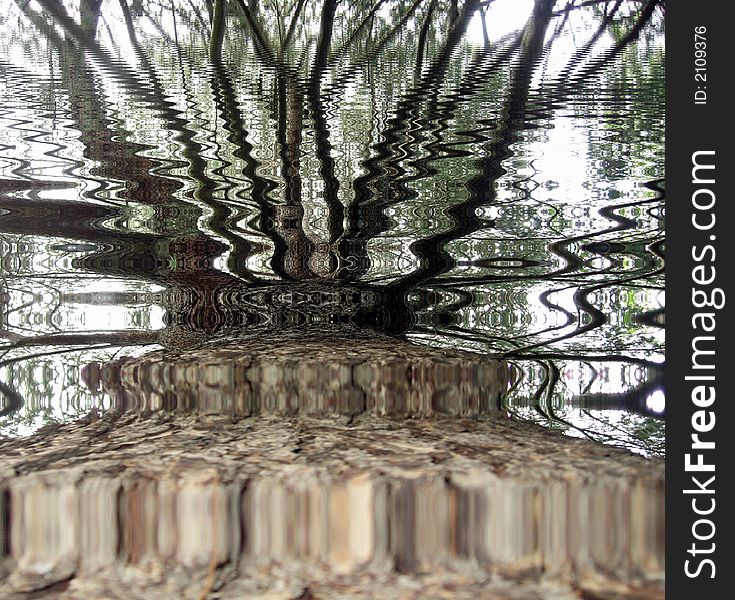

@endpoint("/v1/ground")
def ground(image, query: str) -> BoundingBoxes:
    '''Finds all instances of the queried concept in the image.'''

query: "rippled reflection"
[0,0,663,455]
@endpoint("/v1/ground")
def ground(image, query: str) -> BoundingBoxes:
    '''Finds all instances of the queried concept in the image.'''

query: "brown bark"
[0,324,663,598]
[95,325,509,415]
[0,409,663,599]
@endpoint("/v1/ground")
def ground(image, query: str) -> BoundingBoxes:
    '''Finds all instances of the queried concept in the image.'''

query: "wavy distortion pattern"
[0,0,664,455]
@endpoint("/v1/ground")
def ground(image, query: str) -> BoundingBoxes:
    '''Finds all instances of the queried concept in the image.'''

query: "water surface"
[0,0,664,454]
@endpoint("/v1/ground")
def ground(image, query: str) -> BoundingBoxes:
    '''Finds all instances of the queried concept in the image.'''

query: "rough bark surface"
[96,327,510,417]
[0,330,663,599]
[0,412,663,599]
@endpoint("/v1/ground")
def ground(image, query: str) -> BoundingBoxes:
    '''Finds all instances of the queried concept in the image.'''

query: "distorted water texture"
[0,0,664,454]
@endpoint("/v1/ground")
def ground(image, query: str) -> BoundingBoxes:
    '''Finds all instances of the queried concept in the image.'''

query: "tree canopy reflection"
[0,0,664,452]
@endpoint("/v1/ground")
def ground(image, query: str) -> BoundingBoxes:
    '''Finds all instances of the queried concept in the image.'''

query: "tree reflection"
[0,0,664,450]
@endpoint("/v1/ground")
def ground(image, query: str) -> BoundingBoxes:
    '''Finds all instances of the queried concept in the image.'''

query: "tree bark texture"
[0,330,663,599]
